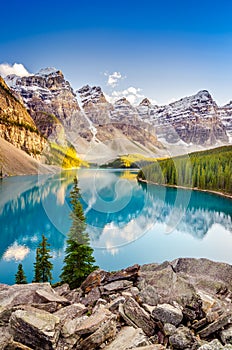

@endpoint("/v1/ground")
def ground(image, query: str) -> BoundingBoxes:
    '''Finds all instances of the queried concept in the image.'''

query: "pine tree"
[60,176,98,289]
[15,263,27,284]
[33,235,53,283]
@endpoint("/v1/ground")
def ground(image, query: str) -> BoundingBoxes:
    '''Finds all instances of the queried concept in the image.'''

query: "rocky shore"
[1,258,232,349]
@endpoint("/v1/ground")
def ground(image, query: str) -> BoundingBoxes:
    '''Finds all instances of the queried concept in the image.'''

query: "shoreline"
[137,177,232,200]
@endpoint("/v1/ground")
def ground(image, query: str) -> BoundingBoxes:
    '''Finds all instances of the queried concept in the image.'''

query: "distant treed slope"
[0,76,47,158]
[138,146,232,194]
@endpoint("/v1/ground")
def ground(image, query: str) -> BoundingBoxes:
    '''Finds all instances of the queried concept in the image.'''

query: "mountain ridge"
[2,67,232,166]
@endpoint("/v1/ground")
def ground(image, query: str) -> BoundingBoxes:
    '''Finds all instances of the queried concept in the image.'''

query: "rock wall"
[0,77,47,158]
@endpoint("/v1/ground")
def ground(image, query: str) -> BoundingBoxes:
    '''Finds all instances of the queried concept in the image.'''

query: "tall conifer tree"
[15,263,27,284]
[33,235,53,283]
[60,176,98,289]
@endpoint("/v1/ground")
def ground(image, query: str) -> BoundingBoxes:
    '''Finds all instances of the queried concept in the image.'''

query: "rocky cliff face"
[0,77,47,158]
[6,68,88,143]
[137,90,229,145]
[77,85,162,158]
[219,101,232,141]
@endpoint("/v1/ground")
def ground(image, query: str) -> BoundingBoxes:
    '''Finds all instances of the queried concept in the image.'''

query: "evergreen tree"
[60,176,98,289]
[33,235,53,283]
[15,263,27,284]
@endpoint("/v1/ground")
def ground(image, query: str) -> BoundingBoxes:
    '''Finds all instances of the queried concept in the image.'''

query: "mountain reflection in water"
[0,169,231,284]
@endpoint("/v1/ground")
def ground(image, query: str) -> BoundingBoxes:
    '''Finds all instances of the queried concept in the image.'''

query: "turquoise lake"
[0,169,231,285]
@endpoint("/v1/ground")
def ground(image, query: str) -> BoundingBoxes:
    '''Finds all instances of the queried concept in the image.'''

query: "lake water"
[0,169,231,285]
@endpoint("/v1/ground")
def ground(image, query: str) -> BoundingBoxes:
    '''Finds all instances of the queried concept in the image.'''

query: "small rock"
[108,296,125,312]
[121,291,133,298]
[53,284,70,296]
[129,287,140,296]
[101,280,133,294]
[152,303,183,326]
[163,323,177,336]
[104,326,150,349]
[81,287,101,306]
[169,326,199,349]
[198,339,224,349]
[220,325,232,344]
[142,303,157,314]
[106,264,140,283]
[80,270,110,293]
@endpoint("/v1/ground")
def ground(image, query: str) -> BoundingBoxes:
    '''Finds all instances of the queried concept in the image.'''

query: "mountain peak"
[36,67,61,76]
[195,90,212,100]
[78,85,108,107]
[114,97,131,106]
[139,98,151,106]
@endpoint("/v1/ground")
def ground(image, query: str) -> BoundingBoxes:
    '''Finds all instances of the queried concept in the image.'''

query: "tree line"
[15,176,98,288]
[137,146,232,194]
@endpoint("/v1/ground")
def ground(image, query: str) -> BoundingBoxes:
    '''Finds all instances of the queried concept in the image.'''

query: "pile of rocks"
[1,258,232,349]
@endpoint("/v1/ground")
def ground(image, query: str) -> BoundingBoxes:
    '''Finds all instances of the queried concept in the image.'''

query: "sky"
[1,0,232,105]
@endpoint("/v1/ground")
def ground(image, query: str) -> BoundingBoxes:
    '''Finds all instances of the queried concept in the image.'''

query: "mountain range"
[1,67,232,174]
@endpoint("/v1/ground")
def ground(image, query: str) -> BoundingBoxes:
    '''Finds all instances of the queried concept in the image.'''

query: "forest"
[137,146,232,194]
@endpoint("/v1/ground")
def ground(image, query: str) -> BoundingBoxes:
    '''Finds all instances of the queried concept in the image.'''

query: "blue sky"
[1,0,232,105]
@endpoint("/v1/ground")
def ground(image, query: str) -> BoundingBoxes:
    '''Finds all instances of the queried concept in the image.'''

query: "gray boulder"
[152,303,183,326]
[9,307,61,350]
[104,326,150,349]
[123,297,156,337]
[169,326,199,349]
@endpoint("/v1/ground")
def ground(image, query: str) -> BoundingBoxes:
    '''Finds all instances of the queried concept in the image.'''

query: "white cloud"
[3,243,30,261]
[0,62,31,78]
[105,71,125,87]
[111,86,145,105]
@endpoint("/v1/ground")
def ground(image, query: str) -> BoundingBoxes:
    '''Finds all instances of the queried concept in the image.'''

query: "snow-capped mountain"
[4,67,231,162]
[5,68,89,143]
[137,90,228,145]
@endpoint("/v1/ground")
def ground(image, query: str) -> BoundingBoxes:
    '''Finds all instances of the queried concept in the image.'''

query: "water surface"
[0,169,231,284]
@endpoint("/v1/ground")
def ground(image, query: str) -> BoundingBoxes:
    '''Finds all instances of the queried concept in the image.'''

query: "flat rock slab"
[75,315,117,350]
[152,303,183,326]
[74,308,114,336]
[35,289,70,306]
[198,313,232,338]
[101,280,133,294]
[54,303,86,322]
[104,326,150,349]
[10,306,61,350]
[123,297,156,337]
[0,283,54,308]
